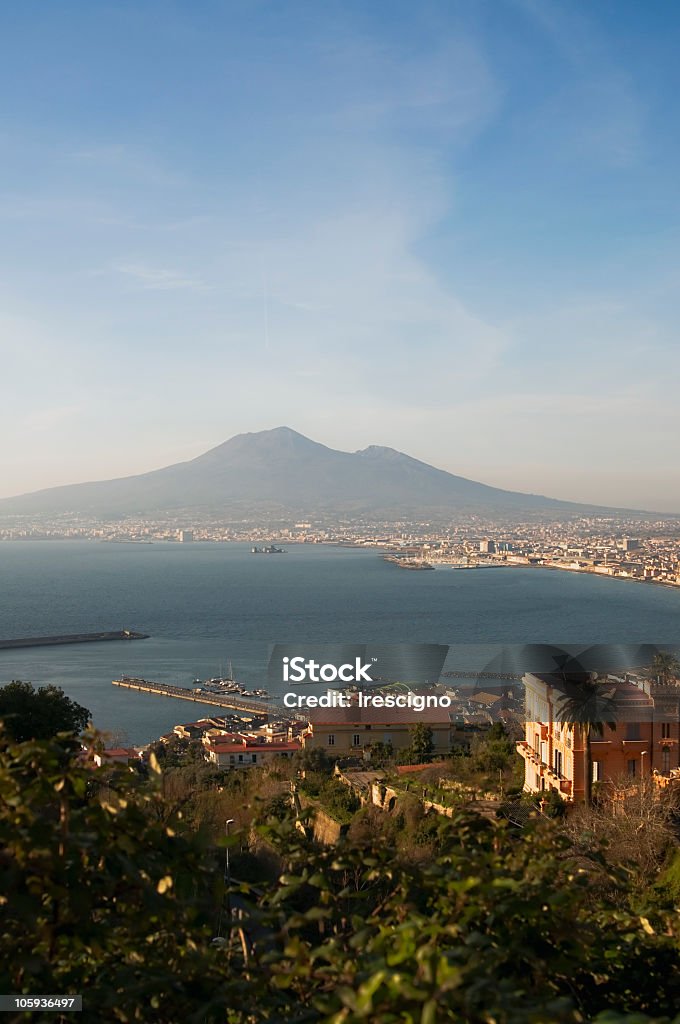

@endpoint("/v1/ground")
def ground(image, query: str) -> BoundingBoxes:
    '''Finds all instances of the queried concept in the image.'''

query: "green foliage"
[295,746,334,773]
[147,736,205,768]
[401,722,435,764]
[651,651,680,684]
[539,788,567,818]
[0,680,90,743]
[3,733,680,1023]
[365,739,394,766]
[652,849,680,906]
[300,775,360,824]
[0,737,232,1022]
[240,813,680,1023]
[469,722,517,773]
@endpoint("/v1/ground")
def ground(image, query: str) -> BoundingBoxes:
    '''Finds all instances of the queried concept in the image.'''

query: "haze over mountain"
[0,427,630,519]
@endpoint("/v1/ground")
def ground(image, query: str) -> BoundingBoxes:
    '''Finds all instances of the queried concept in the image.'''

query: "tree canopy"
[0,680,90,743]
[2,736,680,1023]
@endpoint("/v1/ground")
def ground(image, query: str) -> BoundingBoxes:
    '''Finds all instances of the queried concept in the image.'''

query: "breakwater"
[0,630,149,651]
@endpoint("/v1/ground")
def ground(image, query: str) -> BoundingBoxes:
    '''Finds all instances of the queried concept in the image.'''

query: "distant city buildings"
[1,511,679,590]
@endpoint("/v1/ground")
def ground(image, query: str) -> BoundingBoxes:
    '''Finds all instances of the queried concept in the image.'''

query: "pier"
[0,630,149,651]
[112,676,292,719]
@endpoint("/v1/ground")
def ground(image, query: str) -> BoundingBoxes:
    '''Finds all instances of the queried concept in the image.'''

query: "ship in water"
[383,555,435,570]
[251,545,286,554]
[192,661,270,698]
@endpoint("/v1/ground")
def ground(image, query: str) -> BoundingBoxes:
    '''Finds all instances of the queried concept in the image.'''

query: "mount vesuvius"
[0,427,617,518]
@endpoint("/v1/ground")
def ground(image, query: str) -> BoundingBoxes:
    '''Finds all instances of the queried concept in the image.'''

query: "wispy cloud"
[67,143,184,187]
[113,263,211,292]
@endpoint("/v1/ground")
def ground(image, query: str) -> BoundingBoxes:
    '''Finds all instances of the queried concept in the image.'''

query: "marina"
[112,676,295,719]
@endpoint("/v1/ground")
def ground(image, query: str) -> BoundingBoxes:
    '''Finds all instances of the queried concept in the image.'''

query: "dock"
[112,676,293,719]
[0,630,149,651]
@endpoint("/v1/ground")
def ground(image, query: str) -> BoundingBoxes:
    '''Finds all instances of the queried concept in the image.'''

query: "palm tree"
[556,675,618,807]
[651,651,680,686]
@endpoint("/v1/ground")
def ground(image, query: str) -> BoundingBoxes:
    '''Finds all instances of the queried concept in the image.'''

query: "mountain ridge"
[0,426,637,518]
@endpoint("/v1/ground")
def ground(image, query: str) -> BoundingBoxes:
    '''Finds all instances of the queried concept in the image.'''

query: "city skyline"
[2,2,680,508]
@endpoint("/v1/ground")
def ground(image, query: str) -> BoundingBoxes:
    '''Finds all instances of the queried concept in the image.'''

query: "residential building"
[303,704,451,755]
[203,736,301,769]
[93,747,141,767]
[518,672,680,801]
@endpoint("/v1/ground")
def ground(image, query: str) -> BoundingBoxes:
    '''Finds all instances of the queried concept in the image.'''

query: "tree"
[0,736,237,1022]
[403,722,434,764]
[556,675,618,806]
[3,734,680,1022]
[365,740,394,766]
[0,680,90,743]
[651,651,680,685]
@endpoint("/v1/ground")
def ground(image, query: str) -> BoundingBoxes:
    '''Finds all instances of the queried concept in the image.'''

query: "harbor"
[112,676,296,719]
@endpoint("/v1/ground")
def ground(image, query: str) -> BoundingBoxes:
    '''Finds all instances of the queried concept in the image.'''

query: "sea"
[1,541,679,745]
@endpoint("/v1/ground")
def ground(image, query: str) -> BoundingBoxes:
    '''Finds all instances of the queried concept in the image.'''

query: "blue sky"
[2,0,680,510]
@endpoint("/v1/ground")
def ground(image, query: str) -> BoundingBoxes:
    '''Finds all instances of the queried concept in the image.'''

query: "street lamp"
[225,818,235,888]
[214,819,236,942]
[640,752,648,813]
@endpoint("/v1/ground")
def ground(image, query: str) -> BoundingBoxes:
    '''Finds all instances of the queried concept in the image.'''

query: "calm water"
[1,541,679,743]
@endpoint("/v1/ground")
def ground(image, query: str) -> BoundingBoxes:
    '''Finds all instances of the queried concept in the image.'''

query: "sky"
[1,0,680,512]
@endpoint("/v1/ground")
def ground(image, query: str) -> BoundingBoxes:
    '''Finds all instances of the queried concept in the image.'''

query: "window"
[661,722,671,739]
[238,754,243,763]
[554,749,563,777]
[626,723,641,740]
[327,734,335,746]
[662,748,671,774]
[352,734,361,746]
[252,754,257,764]
[627,759,636,777]
[592,761,602,782]
[365,725,371,731]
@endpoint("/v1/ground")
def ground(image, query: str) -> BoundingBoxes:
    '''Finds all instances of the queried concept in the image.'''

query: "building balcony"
[517,741,541,766]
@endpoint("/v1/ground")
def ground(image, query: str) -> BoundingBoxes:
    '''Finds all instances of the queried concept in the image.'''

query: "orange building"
[518,672,680,802]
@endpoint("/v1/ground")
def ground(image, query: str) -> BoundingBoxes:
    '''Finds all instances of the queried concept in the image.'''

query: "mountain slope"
[0,427,610,517]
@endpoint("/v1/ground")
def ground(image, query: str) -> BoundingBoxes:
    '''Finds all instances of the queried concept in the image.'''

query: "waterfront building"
[518,672,680,801]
